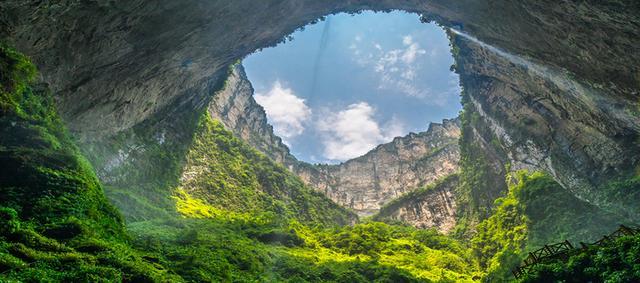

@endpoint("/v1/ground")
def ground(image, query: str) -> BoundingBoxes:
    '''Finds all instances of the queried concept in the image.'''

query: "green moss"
[0,44,182,282]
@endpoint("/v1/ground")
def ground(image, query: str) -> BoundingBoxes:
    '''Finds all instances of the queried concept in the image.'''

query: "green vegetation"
[128,218,481,282]
[0,44,180,281]
[518,234,640,282]
[454,90,508,239]
[600,175,640,220]
[179,113,357,226]
[470,171,625,282]
[79,100,203,223]
[471,172,529,282]
[516,173,620,248]
[2,43,637,282]
[0,45,482,282]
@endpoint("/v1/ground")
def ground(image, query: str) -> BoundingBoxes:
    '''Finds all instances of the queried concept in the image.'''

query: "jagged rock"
[294,121,460,217]
[373,175,459,234]
[208,64,296,166]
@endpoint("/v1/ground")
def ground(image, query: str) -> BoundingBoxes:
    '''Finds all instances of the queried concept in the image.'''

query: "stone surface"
[374,175,459,234]
[452,29,640,220]
[295,122,460,216]
[2,1,637,139]
[207,64,297,166]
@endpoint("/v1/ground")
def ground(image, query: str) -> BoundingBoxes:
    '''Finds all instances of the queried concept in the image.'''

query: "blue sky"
[243,11,461,164]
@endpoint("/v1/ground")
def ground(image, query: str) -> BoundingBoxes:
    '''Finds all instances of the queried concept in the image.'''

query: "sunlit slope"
[174,113,356,226]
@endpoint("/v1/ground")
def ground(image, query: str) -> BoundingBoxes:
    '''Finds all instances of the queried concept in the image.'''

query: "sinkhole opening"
[243,11,461,164]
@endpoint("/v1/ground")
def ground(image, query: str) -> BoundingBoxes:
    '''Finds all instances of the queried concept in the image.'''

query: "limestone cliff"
[3,0,637,140]
[373,175,459,234]
[207,64,297,166]
[451,29,640,221]
[295,121,460,217]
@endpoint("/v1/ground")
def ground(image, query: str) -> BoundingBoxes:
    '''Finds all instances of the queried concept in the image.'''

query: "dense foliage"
[0,46,482,281]
[519,235,640,282]
[470,171,627,282]
[146,113,481,281]
[127,215,482,282]
[471,172,529,282]
[0,44,181,281]
[177,113,357,225]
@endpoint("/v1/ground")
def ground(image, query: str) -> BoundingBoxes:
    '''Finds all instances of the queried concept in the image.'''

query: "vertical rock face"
[207,64,296,166]
[207,64,462,223]
[373,175,459,234]
[295,122,461,216]
[452,29,640,220]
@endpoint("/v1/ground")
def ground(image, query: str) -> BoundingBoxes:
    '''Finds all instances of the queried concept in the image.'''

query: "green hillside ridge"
[175,113,357,226]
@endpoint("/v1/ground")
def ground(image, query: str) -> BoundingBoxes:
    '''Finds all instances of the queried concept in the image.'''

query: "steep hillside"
[2,1,639,282]
[0,44,484,283]
[176,112,356,225]
[2,1,637,225]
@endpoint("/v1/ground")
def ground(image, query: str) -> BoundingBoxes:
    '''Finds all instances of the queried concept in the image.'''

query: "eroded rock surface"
[296,122,460,216]
[374,175,459,234]
[208,65,296,166]
[452,29,640,220]
[2,1,637,139]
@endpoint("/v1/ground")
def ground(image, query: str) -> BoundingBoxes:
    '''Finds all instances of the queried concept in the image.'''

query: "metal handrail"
[512,225,640,279]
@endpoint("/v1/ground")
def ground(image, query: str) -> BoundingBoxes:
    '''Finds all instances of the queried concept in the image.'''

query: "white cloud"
[400,35,426,64]
[317,102,404,161]
[350,34,436,101]
[254,81,311,141]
